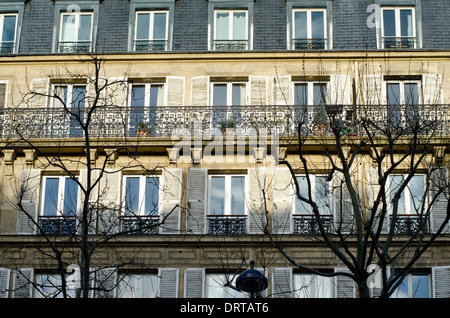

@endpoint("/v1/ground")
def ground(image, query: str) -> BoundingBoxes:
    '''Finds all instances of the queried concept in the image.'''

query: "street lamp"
[236,260,268,298]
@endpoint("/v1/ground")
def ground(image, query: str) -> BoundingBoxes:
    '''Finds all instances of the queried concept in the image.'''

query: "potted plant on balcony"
[313,109,327,135]
[219,118,236,136]
[136,121,153,137]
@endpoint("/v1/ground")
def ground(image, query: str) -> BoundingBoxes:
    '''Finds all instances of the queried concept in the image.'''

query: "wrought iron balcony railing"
[57,41,92,53]
[1,104,448,140]
[293,214,333,235]
[213,40,248,51]
[392,215,429,235]
[207,215,247,235]
[0,41,15,54]
[121,215,160,235]
[39,216,77,235]
[292,38,327,50]
[382,37,416,49]
[134,40,168,52]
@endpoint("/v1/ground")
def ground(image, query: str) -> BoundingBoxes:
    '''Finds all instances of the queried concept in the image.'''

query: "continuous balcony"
[1,104,448,140]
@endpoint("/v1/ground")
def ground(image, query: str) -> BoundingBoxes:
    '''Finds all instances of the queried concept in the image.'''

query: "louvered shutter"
[250,76,268,106]
[329,75,352,105]
[334,268,355,298]
[361,74,385,105]
[184,268,205,298]
[186,168,207,234]
[248,167,268,234]
[271,267,292,298]
[17,169,41,235]
[191,76,209,106]
[94,267,117,298]
[30,78,49,108]
[108,77,128,107]
[366,164,389,234]
[158,268,178,298]
[161,168,182,234]
[432,265,450,298]
[167,76,185,107]
[423,74,443,105]
[0,82,6,109]
[12,268,33,298]
[0,268,10,298]
[332,173,354,234]
[369,265,390,298]
[273,75,291,106]
[430,168,449,234]
[98,169,122,234]
[272,166,293,234]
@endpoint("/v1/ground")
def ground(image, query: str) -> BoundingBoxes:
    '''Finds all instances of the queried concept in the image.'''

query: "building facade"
[0,0,449,298]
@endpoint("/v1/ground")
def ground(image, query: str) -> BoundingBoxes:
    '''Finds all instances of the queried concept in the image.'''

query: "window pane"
[400,9,413,37]
[316,176,329,214]
[233,12,246,40]
[136,13,150,40]
[63,177,78,216]
[43,178,60,216]
[232,84,245,106]
[153,13,167,40]
[118,274,158,298]
[125,177,140,215]
[216,12,229,40]
[294,274,314,298]
[408,175,424,214]
[311,11,324,39]
[211,177,225,215]
[72,86,86,109]
[2,15,16,42]
[313,83,326,106]
[295,176,309,214]
[389,175,406,214]
[206,274,241,298]
[383,10,396,37]
[145,177,159,215]
[61,15,75,42]
[412,275,429,298]
[391,278,408,298]
[316,275,333,298]
[404,83,418,105]
[230,176,245,215]
[294,11,307,39]
[78,14,92,41]
[131,85,146,107]
[149,85,164,107]
[213,84,227,106]
[294,84,308,105]
[54,86,67,107]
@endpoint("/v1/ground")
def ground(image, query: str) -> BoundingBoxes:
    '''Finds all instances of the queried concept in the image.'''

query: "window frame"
[122,175,161,216]
[0,1,24,54]
[293,272,335,298]
[0,13,18,54]
[391,273,431,298]
[213,9,249,51]
[40,175,79,217]
[293,174,332,216]
[387,174,426,216]
[208,174,247,216]
[380,6,417,49]
[291,8,327,50]
[133,10,170,51]
[57,11,94,53]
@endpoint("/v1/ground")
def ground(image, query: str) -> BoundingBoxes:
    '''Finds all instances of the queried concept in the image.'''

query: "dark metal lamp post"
[236,260,268,298]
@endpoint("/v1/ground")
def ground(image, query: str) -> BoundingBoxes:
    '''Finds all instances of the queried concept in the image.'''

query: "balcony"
[392,215,429,235]
[382,37,416,49]
[292,38,327,50]
[207,215,247,235]
[57,41,92,53]
[121,215,160,235]
[134,40,168,52]
[1,104,448,140]
[0,41,15,54]
[39,216,77,235]
[293,214,333,235]
[213,40,248,51]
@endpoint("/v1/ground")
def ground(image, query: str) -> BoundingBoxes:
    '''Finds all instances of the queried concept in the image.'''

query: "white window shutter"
[191,76,209,106]
[361,75,384,105]
[107,76,128,107]
[423,74,443,105]
[250,76,268,106]
[247,167,268,234]
[12,268,34,298]
[0,268,11,298]
[432,265,450,298]
[94,267,117,298]
[184,268,205,298]
[30,78,49,108]
[98,169,122,235]
[161,168,182,234]
[430,168,449,234]
[186,168,207,234]
[273,75,291,106]
[271,267,292,298]
[332,173,354,234]
[334,268,355,298]
[329,74,351,106]
[78,169,101,235]
[366,165,389,234]
[167,76,185,107]
[17,169,41,235]
[159,268,178,298]
[272,166,293,234]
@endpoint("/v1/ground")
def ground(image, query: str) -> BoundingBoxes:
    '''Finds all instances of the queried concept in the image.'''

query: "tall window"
[386,80,420,128]
[52,84,86,137]
[123,176,160,216]
[382,7,416,49]
[293,273,334,298]
[214,10,248,51]
[391,273,430,298]
[41,176,79,217]
[118,273,158,298]
[212,81,246,131]
[0,13,17,54]
[388,174,425,216]
[292,9,327,49]
[134,11,168,51]
[58,11,93,53]
[129,83,164,136]
[294,175,331,215]
[206,273,242,298]
[293,81,327,133]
